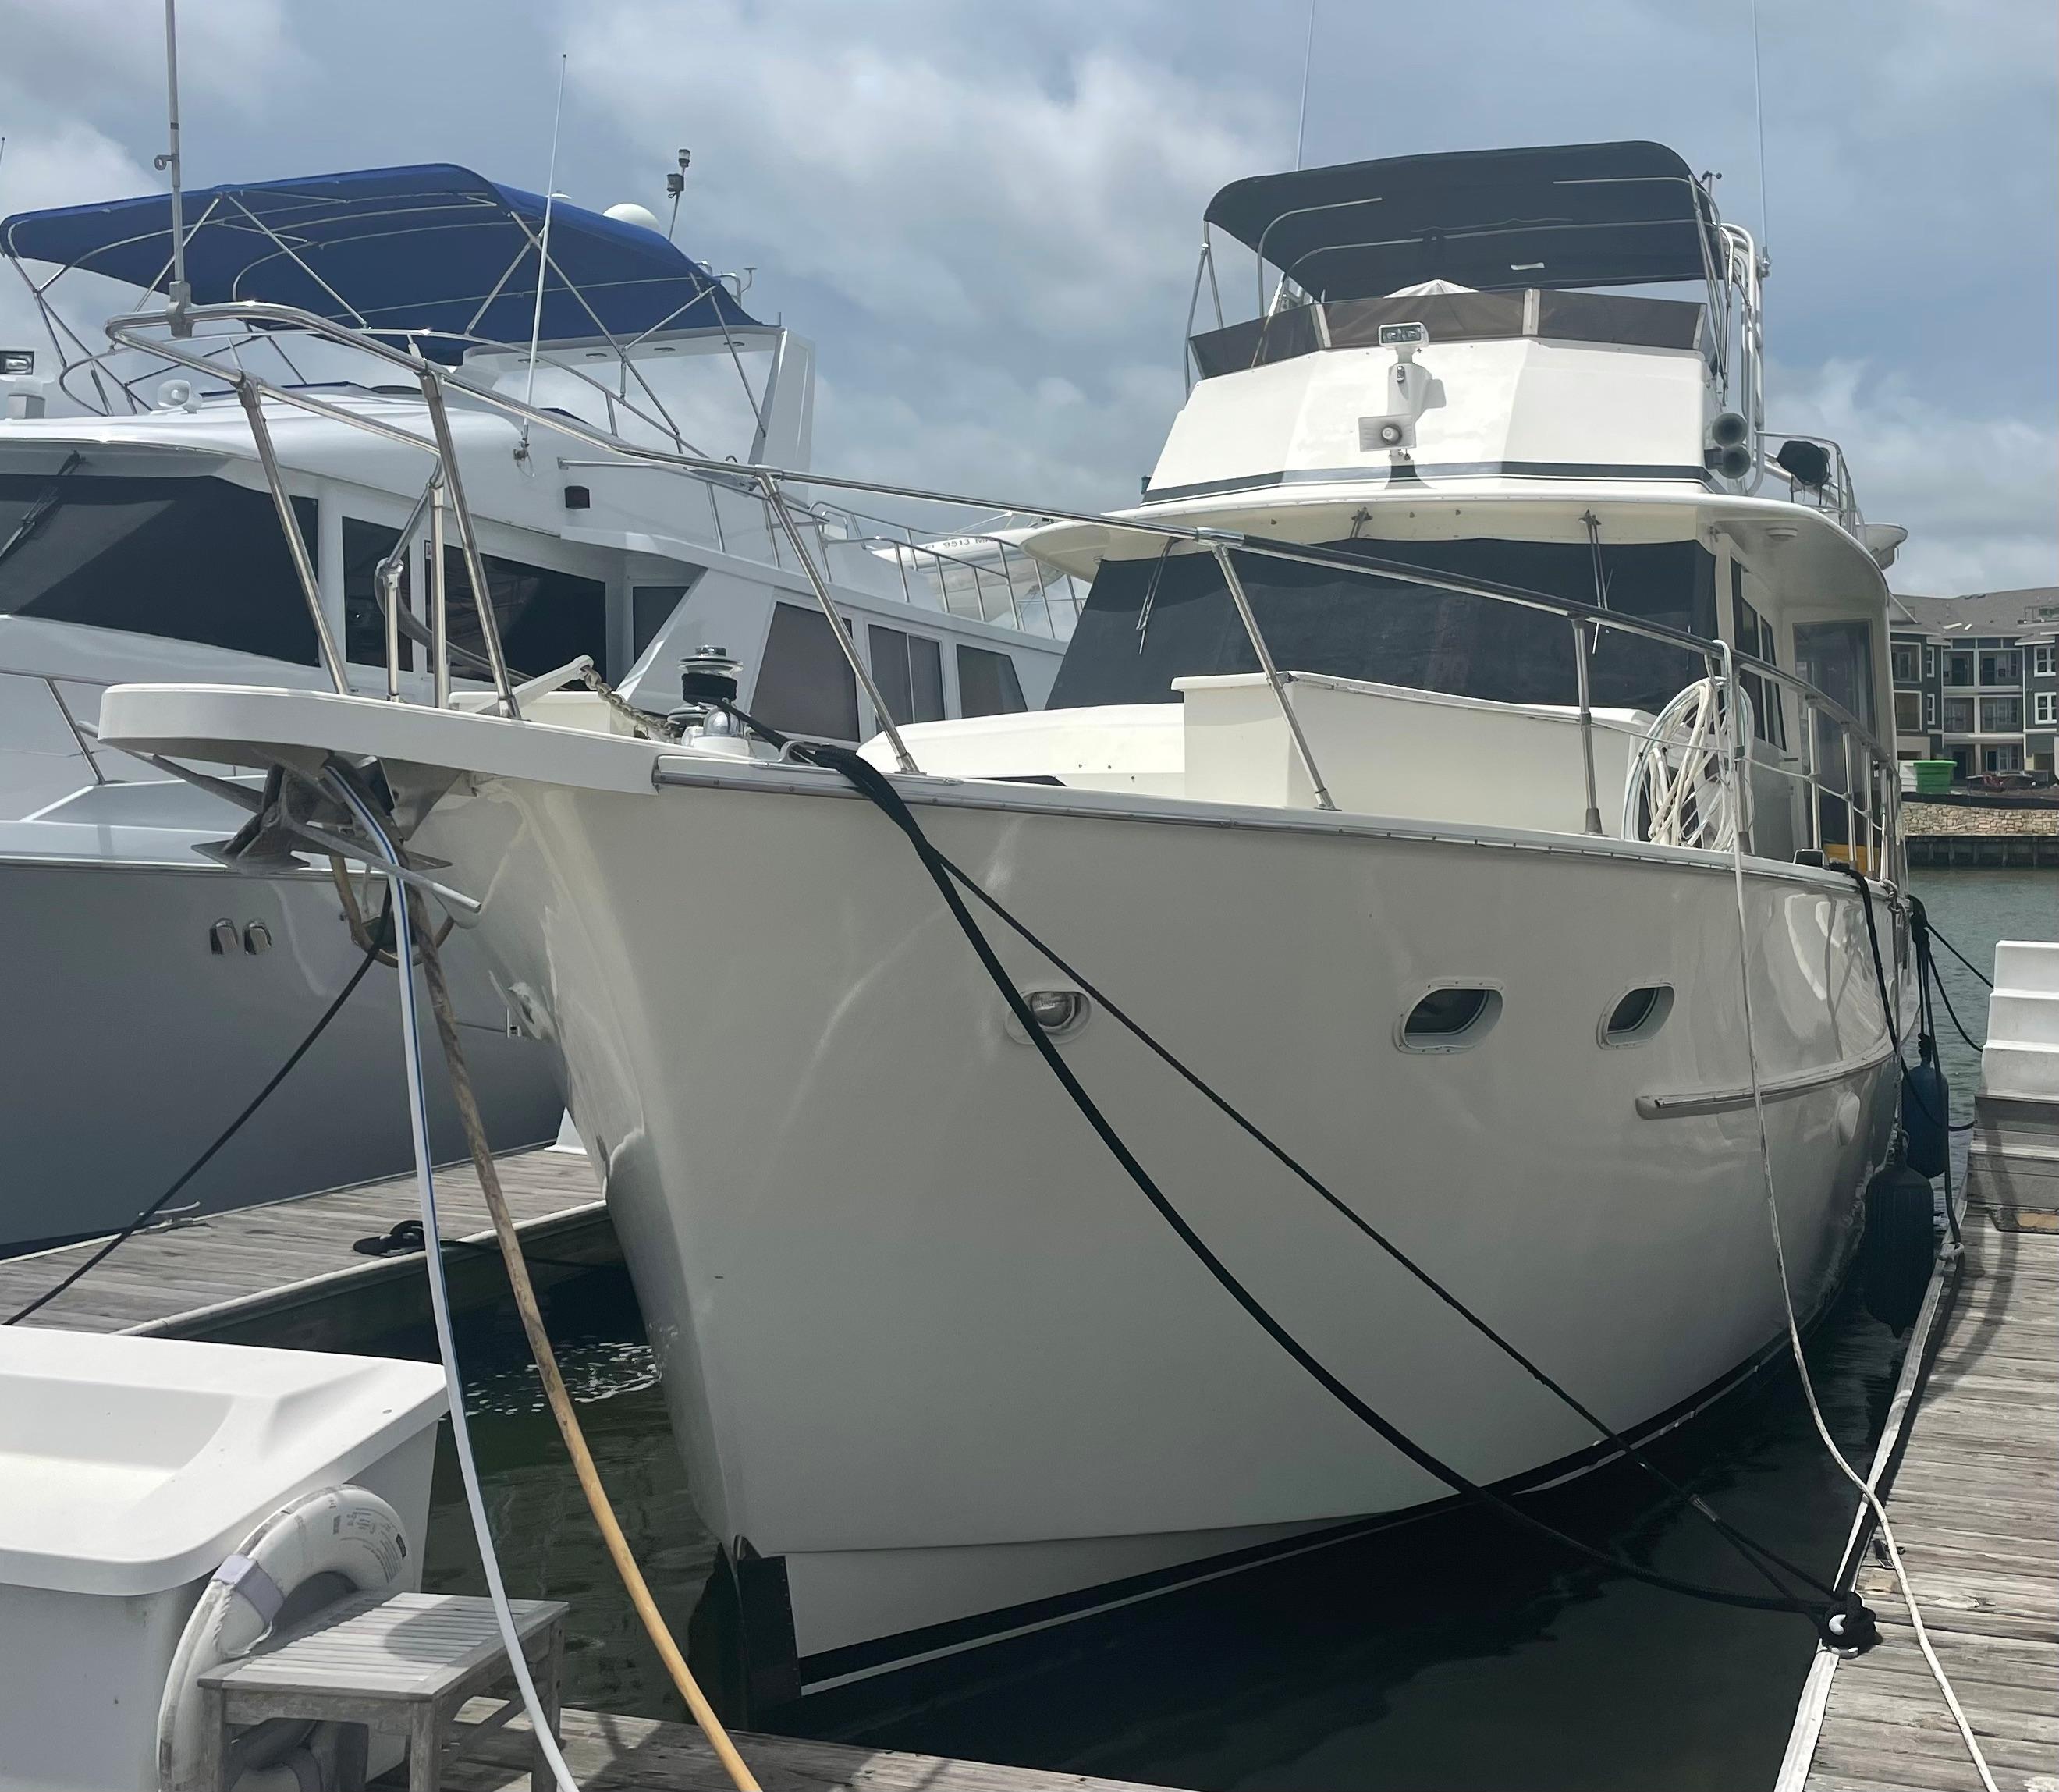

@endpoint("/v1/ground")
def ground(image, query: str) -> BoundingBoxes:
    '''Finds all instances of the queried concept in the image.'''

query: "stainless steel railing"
[106,297,1898,880]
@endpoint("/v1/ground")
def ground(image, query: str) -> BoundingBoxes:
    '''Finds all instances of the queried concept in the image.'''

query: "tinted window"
[1730,563,1785,747]
[632,584,690,662]
[870,624,946,725]
[1048,538,1715,715]
[1793,619,1877,735]
[345,518,408,669]
[0,471,319,664]
[754,601,859,740]
[957,644,1027,718]
[443,545,606,680]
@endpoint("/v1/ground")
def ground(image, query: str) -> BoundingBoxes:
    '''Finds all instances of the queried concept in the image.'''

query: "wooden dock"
[0,1144,616,1346]
[1777,1097,2059,1792]
[445,1703,1170,1792]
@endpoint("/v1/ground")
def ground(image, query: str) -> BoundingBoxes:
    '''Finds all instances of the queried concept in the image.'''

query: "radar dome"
[605,202,663,232]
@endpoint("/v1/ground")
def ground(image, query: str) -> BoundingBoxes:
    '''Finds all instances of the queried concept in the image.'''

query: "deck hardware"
[242,921,272,956]
[208,917,237,955]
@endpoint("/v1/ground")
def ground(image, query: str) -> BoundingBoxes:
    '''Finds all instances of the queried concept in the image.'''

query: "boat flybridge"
[102,142,1920,1702]
[0,163,1070,1254]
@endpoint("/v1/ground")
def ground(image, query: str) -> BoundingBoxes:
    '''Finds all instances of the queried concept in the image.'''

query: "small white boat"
[103,141,1918,1702]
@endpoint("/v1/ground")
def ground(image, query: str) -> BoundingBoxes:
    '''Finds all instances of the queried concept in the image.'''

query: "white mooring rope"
[1716,655,1998,1792]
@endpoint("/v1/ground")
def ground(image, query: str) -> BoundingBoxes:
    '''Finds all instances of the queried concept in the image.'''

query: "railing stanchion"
[418,376,519,718]
[1572,617,1604,836]
[236,381,349,694]
[431,484,451,709]
[1206,537,1337,813]
[758,472,919,775]
[1802,697,1822,855]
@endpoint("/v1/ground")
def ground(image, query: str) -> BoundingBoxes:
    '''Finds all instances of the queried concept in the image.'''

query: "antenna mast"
[156,0,191,329]
[666,149,690,243]
[1293,0,1318,170]
[1750,0,1770,271]
[518,55,569,460]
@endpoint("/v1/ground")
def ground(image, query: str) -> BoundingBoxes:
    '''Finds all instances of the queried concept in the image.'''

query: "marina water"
[417,867,2043,1790]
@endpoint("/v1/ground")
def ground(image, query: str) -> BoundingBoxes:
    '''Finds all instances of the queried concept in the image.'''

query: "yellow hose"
[416,927,761,1792]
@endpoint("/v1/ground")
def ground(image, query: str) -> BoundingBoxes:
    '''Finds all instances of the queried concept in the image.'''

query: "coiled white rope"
[1624,676,1753,851]
[331,772,584,1792]
[1715,650,1997,1792]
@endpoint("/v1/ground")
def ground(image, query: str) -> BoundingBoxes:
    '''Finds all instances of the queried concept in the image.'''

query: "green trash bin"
[1913,760,1955,795]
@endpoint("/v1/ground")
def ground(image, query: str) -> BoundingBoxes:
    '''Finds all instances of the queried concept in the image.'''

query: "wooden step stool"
[196,1590,568,1791]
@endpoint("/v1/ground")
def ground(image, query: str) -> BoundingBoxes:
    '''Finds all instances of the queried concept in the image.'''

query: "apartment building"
[1888,587,2059,779]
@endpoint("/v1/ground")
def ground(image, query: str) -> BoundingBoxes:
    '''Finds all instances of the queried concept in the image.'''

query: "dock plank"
[1789,1102,2059,1792]
[443,1705,1173,1792]
[0,1145,612,1343]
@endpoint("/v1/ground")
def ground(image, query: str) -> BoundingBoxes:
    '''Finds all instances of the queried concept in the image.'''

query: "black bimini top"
[1204,140,1720,297]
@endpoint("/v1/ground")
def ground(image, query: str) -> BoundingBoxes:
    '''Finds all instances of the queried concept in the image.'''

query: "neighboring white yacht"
[103,143,1916,1702]
[0,164,1069,1254]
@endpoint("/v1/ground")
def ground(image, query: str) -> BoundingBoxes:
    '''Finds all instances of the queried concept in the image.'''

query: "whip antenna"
[1750,0,1770,260]
[156,0,191,329]
[519,53,569,458]
[1293,0,1318,170]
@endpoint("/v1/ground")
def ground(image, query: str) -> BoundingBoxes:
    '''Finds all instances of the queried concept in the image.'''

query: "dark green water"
[420,866,2050,1791]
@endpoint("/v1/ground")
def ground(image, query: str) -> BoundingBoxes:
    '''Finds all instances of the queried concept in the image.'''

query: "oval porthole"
[1004,988,1090,1044]
[1600,984,1674,1047]
[1399,985,1501,1052]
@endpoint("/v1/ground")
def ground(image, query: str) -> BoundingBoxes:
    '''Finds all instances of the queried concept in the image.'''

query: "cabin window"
[0,471,320,664]
[632,585,690,662]
[753,601,859,740]
[344,518,408,669]
[869,624,946,725]
[957,644,1028,717]
[1730,566,1787,748]
[1792,620,1877,736]
[1049,538,1716,715]
[442,546,606,680]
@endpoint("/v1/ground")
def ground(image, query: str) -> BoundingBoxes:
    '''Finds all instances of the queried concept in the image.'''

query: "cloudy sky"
[1,0,2052,594]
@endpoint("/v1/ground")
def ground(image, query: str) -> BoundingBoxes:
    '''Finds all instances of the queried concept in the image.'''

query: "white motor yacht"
[101,141,1918,1703]
[0,163,1070,1254]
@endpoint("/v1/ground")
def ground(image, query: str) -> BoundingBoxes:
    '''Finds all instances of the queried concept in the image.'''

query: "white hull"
[393,743,1905,1694]
[0,846,562,1253]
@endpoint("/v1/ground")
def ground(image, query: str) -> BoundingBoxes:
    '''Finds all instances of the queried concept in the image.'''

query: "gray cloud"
[1,0,2050,589]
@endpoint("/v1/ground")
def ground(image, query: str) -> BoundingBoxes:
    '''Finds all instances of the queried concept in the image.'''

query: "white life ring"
[157,1485,411,1792]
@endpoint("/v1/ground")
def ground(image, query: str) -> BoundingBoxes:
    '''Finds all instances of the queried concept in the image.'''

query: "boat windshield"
[0,470,321,662]
[1047,538,1716,714]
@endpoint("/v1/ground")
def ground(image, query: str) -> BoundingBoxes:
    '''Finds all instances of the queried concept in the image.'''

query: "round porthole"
[1399,985,1502,1052]
[1599,984,1674,1047]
